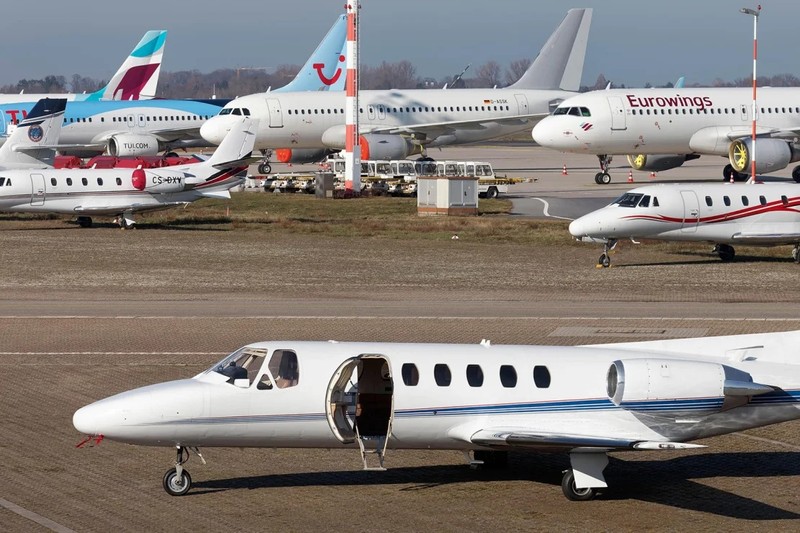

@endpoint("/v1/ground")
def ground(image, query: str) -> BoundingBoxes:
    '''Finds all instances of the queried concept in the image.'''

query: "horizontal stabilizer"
[199,190,232,199]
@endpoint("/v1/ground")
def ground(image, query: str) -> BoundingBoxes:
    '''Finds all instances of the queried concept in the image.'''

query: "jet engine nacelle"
[608,359,726,415]
[274,148,331,164]
[131,168,186,192]
[321,126,419,160]
[728,137,800,175]
[109,134,160,157]
[626,154,698,172]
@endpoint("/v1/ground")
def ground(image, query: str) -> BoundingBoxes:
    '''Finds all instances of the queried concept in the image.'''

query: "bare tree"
[362,60,417,90]
[505,58,531,86]
[475,61,502,88]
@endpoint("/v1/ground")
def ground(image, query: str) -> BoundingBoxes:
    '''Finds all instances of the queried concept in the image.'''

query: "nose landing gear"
[162,445,205,496]
[597,239,617,268]
[594,154,613,185]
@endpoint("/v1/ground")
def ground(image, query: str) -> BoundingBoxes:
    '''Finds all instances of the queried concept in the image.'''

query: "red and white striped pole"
[741,5,761,183]
[344,2,361,193]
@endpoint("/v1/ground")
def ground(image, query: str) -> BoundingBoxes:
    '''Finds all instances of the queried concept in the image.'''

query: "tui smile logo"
[313,54,346,86]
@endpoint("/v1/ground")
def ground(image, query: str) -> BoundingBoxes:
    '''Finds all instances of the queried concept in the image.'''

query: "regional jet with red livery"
[531,88,800,184]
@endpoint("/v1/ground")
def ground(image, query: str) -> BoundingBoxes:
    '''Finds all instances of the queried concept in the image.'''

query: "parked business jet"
[568,182,800,267]
[0,117,255,227]
[0,30,166,104]
[199,8,593,165]
[531,88,800,184]
[73,330,800,500]
[0,15,347,159]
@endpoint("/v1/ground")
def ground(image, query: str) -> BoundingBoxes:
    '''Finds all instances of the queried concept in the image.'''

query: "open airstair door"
[326,354,394,470]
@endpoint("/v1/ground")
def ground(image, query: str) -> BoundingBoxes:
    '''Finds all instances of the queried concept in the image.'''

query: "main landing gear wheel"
[792,245,800,264]
[722,164,747,182]
[258,162,272,175]
[76,216,92,228]
[713,244,735,262]
[561,470,597,501]
[162,467,192,496]
[792,167,800,183]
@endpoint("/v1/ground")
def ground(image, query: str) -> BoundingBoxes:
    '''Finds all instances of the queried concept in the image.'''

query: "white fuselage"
[200,89,571,151]
[532,87,800,155]
[0,163,242,217]
[569,182,800,245]
[73,337,800,450]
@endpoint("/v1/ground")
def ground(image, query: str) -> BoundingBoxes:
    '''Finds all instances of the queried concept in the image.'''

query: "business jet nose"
[73,400,117,436]
[200,116,230,145]
[568,216,588,238]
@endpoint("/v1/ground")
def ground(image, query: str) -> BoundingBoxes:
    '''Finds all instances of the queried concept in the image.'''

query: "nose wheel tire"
[792,246,800,264]
[598,253,611,268]
[163,467,192,496]
[561,470,597,501]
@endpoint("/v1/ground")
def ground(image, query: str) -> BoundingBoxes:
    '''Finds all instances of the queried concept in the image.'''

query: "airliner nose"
[531,119,554,146]
[200,117,229,145]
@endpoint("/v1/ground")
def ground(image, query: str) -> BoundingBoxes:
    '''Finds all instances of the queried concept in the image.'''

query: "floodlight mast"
[740,5,761,183]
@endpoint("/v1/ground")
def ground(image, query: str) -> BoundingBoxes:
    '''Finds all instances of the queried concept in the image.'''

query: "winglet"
[206,117,258,169]
[509,8,592,91]
[84,30,167,101]
[0,98,66,168]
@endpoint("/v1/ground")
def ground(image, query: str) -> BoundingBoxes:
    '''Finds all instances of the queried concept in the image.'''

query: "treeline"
[3,61,799,99]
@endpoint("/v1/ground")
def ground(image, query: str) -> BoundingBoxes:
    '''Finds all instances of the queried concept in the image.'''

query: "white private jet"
[568,182,800,267]
[199,8,593,164]
[0,116,256,228]
[73,331,800,501]
[531,87,800,184]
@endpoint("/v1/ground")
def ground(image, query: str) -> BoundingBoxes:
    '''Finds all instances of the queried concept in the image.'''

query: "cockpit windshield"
[218,108,251,117]
[612,193,644,208]
[219,108,233,116]
[552,106,591,117]
[209,346,268,386]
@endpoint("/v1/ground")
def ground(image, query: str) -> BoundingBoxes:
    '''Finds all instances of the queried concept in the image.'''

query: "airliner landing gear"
[792,166,800,184]
[713,243,735,262]
[257,149,273,175]
[597,239,617,268]
[162,445,205,496]
[722,164,747,182]
[594,154,612,185]
[76,216,93,228]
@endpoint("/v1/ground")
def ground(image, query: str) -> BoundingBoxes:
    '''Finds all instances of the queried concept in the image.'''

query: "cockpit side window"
[553,107,569,115]
[0,177,5,186]
[268,349,300,388]
[219,108,232,116]
[580,107,591,117]
[638,195,650,208]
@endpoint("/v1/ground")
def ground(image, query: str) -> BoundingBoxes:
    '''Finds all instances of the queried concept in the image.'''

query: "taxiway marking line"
[733,433,800,452]
[531,197,574,221]
[0,316,799,321]
[0,498,76,533]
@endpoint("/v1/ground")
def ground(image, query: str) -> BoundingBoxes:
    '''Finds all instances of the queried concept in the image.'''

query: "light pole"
[740,5,761,183]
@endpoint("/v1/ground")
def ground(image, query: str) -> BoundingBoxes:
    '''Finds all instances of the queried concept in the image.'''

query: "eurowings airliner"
[200,9,593,165]
[531,88,800,184]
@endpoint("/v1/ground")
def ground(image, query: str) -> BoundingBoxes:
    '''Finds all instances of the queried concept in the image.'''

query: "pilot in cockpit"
[219,361,247,383]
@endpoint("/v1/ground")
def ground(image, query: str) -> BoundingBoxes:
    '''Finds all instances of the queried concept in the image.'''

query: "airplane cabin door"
[515,94,529,115]
[326,354,394,469]
[740,104,748,121]
[29,173,45,206]
[607,96,627,130]
[266,99,284,128]
[680,190,699,232]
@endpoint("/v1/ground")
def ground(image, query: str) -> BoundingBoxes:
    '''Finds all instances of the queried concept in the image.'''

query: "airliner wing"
[365,112,548,139]
[468,428,705,451]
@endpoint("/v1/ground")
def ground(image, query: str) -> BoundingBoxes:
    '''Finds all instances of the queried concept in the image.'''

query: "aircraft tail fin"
[508,8,592,92]
[205,117,258,169]
[277,15,347,92]
[0,98,66,168]
[84,30,167,101]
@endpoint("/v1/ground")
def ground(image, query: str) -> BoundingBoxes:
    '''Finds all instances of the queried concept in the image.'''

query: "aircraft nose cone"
[532,118,559,146]
[568,217,584,238]
[73,402,105,436]
[200,118,228,145]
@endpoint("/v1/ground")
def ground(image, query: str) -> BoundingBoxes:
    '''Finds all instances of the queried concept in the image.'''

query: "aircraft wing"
[468,428,705,451]
[364,112,549,140]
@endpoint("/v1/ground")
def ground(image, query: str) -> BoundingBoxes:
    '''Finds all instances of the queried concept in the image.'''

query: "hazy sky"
[1,1,797,89]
